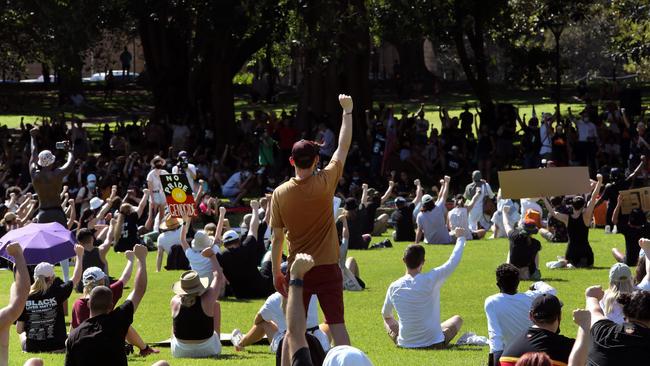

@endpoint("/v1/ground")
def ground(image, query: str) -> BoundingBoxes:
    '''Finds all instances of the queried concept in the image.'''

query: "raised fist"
[596,174,603,182]
[74,244,85,257]
[250,200,260,211]
[30,127,39,137]
[414,179,421,187]
[6,242,23,257]
[453,227,466,238]
[290,253,315,279]
[585,285,605,300]
[125,250,135,261]
[133,244,148,260]
[219,206,227,216]
[362,183,369,190]
[338,94,353,114]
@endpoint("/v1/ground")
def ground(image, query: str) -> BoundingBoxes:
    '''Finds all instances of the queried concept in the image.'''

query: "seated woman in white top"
[416,176,452,245]
[156,215,184,272]
[179,217,221,284]
[601,263,635,324]
[447,189,486,240]
[170,248,223,358]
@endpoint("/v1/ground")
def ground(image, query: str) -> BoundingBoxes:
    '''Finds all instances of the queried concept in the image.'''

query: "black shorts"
[292,347,313,366]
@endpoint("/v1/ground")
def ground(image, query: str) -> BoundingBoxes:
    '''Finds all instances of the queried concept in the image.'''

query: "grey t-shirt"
[417,203,452,244]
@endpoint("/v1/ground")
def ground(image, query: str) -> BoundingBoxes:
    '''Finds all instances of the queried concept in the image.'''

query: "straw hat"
[159,215,183,231]
[150,155,166,167]
[172,270,209,296]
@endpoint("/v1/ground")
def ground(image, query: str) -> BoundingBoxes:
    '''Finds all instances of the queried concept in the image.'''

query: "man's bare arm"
[331,94,353,165]
[0,244,30,326]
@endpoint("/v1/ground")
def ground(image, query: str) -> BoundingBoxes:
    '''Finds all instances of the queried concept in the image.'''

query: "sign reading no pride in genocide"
[161,174,197,218]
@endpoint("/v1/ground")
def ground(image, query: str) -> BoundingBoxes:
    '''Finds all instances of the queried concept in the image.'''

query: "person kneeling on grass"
[230,262,329,354]
[610,194,650,266]
[503,205,542,281]
[170,247,223,358]
[17,245,84,354]
[381,227,466,349]
[70,260,158,356]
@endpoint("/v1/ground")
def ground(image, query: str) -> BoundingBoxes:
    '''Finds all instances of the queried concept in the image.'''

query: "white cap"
[609,263,632,283]
[422,194,434,204]
[37,150,56,167]
[89,197,104,210]
[222,229,240,244]
[191,230,213,252]
[34,262,55,279]
[323,346,373,366]
[82,266,107,285]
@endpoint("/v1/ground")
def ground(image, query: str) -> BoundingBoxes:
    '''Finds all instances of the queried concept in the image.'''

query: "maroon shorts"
[285,264,344,325]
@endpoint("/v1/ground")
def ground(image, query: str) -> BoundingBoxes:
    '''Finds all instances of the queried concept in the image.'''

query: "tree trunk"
[394,40,434,96]
[209,58,237,147]
[56,54,83,105]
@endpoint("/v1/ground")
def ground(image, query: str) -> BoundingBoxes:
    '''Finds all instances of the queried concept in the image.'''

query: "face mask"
[87,182,96,189]
[155,164,163,169]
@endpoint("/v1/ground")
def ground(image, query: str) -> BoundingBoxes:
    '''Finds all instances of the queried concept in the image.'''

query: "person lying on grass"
[382,227,466,349]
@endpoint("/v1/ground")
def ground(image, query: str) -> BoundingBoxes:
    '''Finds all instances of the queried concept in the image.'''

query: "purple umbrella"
[0,222,76,265]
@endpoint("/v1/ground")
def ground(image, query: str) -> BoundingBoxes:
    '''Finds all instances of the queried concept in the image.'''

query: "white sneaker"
[604,225,611,234]
[231,329,244,351]
[456,332,473,345]
[612,225,618,234]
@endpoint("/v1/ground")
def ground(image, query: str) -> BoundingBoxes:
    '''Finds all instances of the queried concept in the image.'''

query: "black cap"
[530,294,563,322]
[344,197,358,210]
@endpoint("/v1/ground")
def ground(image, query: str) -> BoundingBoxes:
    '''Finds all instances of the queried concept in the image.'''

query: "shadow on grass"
[405,344,486,352]
[539,278,569,282]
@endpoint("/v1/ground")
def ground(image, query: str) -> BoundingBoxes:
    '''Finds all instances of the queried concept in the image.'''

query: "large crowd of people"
[0,92,649,366]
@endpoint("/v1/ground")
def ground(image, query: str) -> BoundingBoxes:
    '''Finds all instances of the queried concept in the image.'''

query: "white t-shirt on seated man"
[483,263,556,364]
[381,227,467,348]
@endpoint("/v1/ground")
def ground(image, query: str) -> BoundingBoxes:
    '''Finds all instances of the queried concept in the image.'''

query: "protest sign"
[161,174,197,217]
[619,187,650,215]
[498,167,591,199]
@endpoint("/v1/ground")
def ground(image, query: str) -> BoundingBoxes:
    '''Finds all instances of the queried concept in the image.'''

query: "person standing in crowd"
[499,294,578,366]
[610,194,650,266]
[172,151,199,193]
[119,46,132,77]
[463,170,495,232]
[382,228,467,349]
[271,94,354,347]
[484,263,556,365]
[416,176,452,245]
[0,243,30,366]
[595,157,646,233]
[170,247,224,358]
[29,127,74,225]
[64,244,153,366]
[146,156,168,230]
[17,245,84,353]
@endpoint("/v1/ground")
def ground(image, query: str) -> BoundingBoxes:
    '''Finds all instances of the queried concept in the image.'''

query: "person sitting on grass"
[280,253,373,366]
[17,245,84,353]
[230,262,329,354]
[155,215,185,272]
[448,188,487,240]
[0,243,30,366]
[610,193,650,266]
[499,294,578,366]
[179,216,219,283]
[359,181,393,237]
[338,214,364,291]
[217,200,275,299]
[382,227,466,349]
[390,179,423,242]
[484,263,556,366]
[543,174,603,268]
[170,247,224,358]
[538,196,568,243]
[70,257,158,356]
[503,205,542,280]
[416,176,452,245]
[601,263,636,324]
[64,244,155,366]
[584,285,650,366]
[75,224,115,293]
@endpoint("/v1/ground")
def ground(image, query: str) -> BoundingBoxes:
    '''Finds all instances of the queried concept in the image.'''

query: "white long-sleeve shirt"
[381,237,466,348]
[484,282,556,353]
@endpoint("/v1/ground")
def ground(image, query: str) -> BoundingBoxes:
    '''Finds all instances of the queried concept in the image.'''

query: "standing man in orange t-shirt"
[270,94,353,346]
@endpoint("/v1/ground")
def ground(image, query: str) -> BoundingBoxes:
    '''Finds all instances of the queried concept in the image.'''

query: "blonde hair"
[603,278,635,316]
[29,276,52,296]
[82,279,105,297]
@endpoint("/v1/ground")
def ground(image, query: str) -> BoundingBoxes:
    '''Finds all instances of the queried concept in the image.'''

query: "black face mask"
[155,164,163,169]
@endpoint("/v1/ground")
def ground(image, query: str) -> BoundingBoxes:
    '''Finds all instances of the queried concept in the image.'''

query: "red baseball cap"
[291,139,320,166]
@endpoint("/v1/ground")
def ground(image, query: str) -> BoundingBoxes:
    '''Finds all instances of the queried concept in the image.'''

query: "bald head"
[89,286,114,315]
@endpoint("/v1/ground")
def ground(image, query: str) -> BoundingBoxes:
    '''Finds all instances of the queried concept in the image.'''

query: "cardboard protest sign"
[161,174,197,217]
[619,187,650,215]
[498,167,591,199]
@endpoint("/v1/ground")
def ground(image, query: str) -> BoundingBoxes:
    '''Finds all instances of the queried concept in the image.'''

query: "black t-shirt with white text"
[588,319,650,366]
[18,278,73,352]
[65,301,134,366]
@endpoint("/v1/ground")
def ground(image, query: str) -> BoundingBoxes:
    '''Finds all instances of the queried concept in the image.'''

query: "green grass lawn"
[0,228,626,365]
